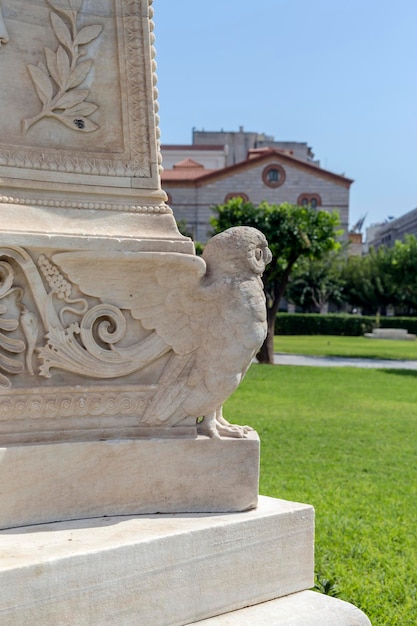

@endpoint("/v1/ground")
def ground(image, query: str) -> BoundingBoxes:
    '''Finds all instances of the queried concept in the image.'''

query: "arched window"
[297,194,322,208]
[262,164,286,188]
[224,192,249,203]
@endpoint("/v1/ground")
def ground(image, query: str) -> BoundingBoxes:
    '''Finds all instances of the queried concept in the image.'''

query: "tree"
[390,235,417,313]
[342,246,397,315]
[211,198,341,363]
[287,250,346,313]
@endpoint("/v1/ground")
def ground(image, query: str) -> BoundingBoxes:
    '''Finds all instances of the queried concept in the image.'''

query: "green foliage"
[176,219,193,239]
[314,573,340,597]
[275,313,375,336]
[287,249,346,312]
[176,219,204,255]
[210,198,341,362]
[342,246,397,314]
[211,199,341,298]
[275,313,417,336]
[225,364,417,625]
[390,235,417,311]
[194,241,205,256]
[342,235,417,315]
[379,315,417,334]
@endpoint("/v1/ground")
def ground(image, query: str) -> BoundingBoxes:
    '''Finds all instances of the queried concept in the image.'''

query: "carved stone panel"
[0,227,271,444]
[0,0,161,187]
[0,0,188,248]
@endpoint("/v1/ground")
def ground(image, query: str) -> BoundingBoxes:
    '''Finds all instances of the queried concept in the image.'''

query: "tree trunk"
[256,313,276,364]
[256,260,296,365]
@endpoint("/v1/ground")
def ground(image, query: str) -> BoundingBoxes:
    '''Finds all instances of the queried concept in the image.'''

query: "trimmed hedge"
[275,314,417,336]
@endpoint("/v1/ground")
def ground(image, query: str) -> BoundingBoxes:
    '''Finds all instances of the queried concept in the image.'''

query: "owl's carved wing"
[52,251,208,356]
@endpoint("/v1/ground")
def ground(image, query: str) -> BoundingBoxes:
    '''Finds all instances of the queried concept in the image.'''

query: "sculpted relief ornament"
[23,0,103,134]
[0,0,159,181]
[0,228,271,439]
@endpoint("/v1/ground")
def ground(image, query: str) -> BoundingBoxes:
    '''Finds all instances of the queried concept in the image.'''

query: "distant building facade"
[192,127,319,167]
[161,128,353,242]
[365,207,417,251]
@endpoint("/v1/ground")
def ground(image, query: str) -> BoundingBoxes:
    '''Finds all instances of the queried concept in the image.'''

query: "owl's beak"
[265,248,272,265]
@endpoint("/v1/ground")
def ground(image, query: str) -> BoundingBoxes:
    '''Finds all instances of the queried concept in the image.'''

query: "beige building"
[364,207,417,251]
[161,130,353,242]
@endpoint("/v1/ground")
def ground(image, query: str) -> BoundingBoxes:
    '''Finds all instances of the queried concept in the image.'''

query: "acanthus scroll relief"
[0,247,170,391]
[23,0,103,134]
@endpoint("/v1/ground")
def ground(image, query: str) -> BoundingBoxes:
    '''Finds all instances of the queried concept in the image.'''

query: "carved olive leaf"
[56,45,70,87]
[27,64,54,105]
[59,115,99,132]
[74,25,103,46]
[64,101,97,116]
[44,47,61,87]
[67,60,93,89]
[51,12,73,51]
[38,61,49,76]
[54,88,89,109]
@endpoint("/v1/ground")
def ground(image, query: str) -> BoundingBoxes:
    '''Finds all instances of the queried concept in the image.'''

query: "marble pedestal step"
[0,434,259,529]
[196,590,371,625]
[0,497,314,626]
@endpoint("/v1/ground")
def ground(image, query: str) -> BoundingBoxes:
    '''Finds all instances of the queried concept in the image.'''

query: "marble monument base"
[0,496,371,625]
[0,497,313,625]
[0,434,259,530]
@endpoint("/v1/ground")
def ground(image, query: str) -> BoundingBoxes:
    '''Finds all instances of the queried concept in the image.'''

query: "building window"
[262,164,285,188]
[297,194,322,208]
[224,192,249,203]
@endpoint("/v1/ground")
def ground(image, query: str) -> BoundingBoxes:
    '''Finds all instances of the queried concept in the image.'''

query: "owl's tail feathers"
[142,353,194,426]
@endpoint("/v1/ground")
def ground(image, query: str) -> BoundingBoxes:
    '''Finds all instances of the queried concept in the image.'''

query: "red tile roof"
[162,158,215,181]
[161,148,353,188]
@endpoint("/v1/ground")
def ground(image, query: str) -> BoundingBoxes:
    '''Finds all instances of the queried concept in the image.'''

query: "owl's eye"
[255,248,262,261]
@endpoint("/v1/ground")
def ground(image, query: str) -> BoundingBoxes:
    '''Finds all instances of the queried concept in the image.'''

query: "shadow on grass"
[380,369,417,379]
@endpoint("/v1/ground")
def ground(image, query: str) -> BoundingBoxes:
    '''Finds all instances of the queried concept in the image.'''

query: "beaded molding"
[0,195,172,214]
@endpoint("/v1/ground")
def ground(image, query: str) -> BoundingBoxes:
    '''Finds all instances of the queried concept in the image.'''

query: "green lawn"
[274,334,417,360]
[225,364,417,625]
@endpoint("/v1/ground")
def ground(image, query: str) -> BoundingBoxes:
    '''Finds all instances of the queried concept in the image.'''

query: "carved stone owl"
[54,226,272,438]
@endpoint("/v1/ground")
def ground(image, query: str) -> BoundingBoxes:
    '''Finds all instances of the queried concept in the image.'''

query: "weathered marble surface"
[0,497,314,625]
[0,0,271,446]
[0,434,260,529]
[0,227,270,444]
[0,0,186,246]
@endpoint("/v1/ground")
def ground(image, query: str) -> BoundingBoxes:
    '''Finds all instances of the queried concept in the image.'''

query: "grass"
[274,334,417,360]
[225,363,417,625]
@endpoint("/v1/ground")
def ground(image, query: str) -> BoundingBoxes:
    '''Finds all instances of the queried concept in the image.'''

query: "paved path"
[273,353,417,370]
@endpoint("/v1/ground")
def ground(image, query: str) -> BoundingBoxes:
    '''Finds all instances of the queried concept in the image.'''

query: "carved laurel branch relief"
[0,247,170,390]
[0,1,155,178]
[23,0,103,134]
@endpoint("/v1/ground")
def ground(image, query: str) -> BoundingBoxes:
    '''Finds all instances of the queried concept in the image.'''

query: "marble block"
[0,497,314,626]
[0,0,186,247]
[0,433,260,529]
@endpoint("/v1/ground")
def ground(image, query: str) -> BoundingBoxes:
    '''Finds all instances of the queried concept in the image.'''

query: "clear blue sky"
[154,0,417,231]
